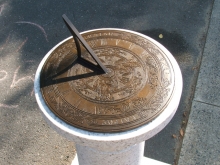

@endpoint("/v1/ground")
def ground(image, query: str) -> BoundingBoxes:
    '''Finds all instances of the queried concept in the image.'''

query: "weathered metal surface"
[40,29,175,132]
[62,14,108,73]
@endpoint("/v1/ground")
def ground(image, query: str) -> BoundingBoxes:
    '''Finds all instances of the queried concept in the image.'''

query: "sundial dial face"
[40,29,175,132]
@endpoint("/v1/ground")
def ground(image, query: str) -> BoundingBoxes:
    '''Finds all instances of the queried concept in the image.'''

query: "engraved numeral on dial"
[62,90,71,95]
[94,106,97,114]
[74,98,81,108]
[128,43,135,50]
[121,117,130,123]
[139,50,147,58]
[116,39,120,45]
[55,97,62,110]
[101,39,107,46]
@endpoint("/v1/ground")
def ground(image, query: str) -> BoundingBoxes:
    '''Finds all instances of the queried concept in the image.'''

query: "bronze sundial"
[40,15,175,132]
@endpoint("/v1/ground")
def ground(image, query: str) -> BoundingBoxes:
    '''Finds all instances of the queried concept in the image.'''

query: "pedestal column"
[74,142,144,165]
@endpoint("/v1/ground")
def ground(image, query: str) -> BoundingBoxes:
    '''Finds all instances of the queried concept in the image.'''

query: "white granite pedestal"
[71,143,170,165]
[35,29,182,165]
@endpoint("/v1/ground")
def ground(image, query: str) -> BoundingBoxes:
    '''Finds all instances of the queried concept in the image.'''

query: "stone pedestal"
[35,29,182,165]
[74,142,145,165]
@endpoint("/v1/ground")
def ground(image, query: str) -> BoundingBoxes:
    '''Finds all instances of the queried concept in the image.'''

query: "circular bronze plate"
[40,29,175,132]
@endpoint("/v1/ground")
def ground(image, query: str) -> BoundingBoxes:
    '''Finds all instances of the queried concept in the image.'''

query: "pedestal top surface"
[40,29,175,133]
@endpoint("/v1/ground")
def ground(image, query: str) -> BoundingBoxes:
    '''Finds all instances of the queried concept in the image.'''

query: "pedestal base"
[71,141,170,165]
[71,154,170,165]
[73,142,145,165]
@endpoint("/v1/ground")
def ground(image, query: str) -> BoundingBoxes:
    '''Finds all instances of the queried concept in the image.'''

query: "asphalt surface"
[0,0,216,165]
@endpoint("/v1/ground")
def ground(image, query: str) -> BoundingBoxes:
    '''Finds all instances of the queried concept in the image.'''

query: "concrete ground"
[0,0,219,165]
[178,0,220,164]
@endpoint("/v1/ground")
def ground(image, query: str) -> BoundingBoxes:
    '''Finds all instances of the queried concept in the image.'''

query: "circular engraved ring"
[40,29,175,133]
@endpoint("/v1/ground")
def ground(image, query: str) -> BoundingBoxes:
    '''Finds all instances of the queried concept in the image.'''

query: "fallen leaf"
[172,134,177,138]
[192,66,199,70]
[183,111,187,117]
[180,129,184,137]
